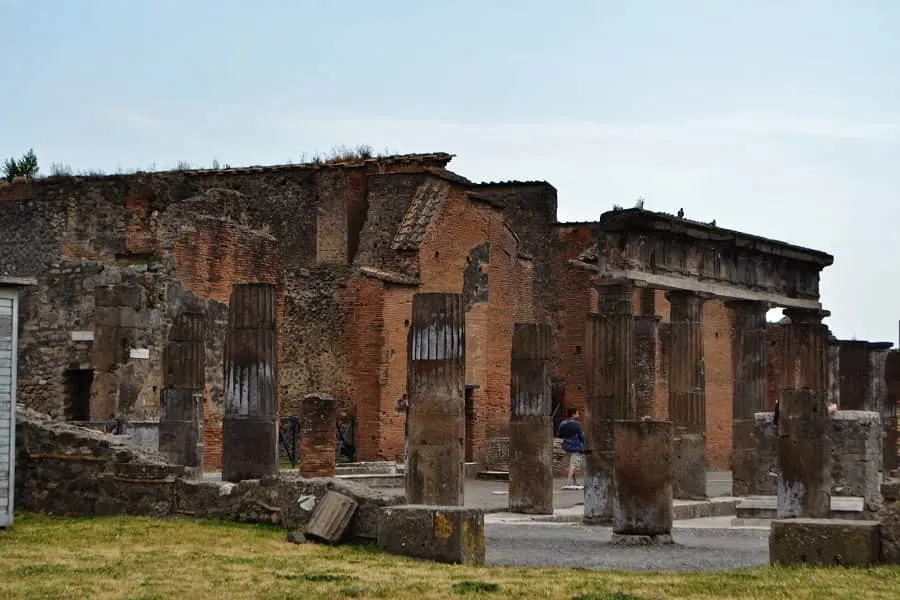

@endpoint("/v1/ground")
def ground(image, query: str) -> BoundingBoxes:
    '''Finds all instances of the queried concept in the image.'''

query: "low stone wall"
[749,411,882,505]
[485,436,569,476]
[880,479,900,563]
[15,407,402,539]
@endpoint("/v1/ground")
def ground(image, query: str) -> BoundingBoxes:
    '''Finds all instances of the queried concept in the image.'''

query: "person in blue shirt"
[556,407,586,490]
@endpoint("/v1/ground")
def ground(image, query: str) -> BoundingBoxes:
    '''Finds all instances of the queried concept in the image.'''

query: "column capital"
[782,307,831,324]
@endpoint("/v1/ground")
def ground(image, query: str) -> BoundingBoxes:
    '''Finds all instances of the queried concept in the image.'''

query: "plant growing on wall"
[3,149,39,181]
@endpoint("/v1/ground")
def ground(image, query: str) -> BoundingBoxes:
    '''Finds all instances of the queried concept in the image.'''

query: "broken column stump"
[159,311,205,474]
[222,284,279,482]
[377,505,485,565]
[666,291,708,501]
[584,283,634,524]
[770,519,881,566]
[508,322,553,515]
[306,491,359,544]
[612,420,674,545]
[777,389,832,518]
[406,293,465,506]
[300,392,337,478]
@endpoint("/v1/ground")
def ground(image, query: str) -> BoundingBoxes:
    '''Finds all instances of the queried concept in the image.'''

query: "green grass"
[0,513,898,599]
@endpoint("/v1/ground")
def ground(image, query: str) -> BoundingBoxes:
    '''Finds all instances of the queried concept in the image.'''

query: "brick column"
[584,282,634,524]
[869,342,894,472]
[509,323,553,515]
[839,340,870,410]
[222,284,279,482]
[406,293,465,506]
[301,392,337,478]
[159,312,205,473]
[612,420,674,544]
[776,307,831,518]
[727,300,768,497]
[666,290,707,500]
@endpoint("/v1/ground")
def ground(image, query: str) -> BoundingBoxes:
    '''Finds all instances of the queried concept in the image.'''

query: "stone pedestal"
[666,291,707,500]
[159,312,205,472]
[770,519,881,566]
[222,284,279,482]
[300,393,337,478]
[583,283,634,524]
[612,420,673,544]
[377,505,485,565]
[728,301,768,497]
[406,293,465,506]
[777,390,832,518]
[508,323,553,515]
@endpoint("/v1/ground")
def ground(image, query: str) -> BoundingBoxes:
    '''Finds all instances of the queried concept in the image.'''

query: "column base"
[673,433,706,500]
[509,419,553,515]
[222,417,278,483]
[611,533,674,546]
[732,418,759,497]
[583,449,614,523]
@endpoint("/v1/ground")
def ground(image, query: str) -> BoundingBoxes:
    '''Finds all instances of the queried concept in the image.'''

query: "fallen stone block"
[770,518,881,566]
[306,491,358,544]
[377,505,485,565]
[285,531,307,544]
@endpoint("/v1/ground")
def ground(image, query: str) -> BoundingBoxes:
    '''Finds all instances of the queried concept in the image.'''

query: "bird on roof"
[677,208,684,218]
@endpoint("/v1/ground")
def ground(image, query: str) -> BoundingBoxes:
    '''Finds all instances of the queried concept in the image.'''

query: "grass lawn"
[1,513,898,600]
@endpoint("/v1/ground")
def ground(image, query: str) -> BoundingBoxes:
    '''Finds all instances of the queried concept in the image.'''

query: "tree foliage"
[3,149,39,181]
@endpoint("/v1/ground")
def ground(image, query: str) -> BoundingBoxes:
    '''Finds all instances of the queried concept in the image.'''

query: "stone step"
[336,473,405,488]
[735,495,870,521]
[335,461,399,475]
[477,471,510,481]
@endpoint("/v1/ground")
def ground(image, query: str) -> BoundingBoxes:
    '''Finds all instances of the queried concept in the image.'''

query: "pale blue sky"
[3,1,898,343]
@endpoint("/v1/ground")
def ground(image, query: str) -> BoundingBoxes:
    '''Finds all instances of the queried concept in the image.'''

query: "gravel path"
[485,523,769,571]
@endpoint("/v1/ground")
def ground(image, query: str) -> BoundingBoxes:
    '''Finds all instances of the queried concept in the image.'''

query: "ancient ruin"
[2,150,900,567]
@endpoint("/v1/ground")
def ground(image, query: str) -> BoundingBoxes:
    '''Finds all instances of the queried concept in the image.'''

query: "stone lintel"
[570,262,823,310]
[0,276,37,287]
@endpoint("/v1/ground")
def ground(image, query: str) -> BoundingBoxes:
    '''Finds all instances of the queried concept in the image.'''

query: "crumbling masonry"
[1,152,898,478]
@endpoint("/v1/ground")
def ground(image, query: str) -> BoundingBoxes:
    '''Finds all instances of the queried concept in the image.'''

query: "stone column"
[666,291,707,500]
[222,284,279,482]
[776,307,831,518]
[634,315,660,420]
[885,351,900,475]
[869,342,894,472]
[612,420,674,545]
[839,340,870,410]
[827,339,840,408]
[727,300,768,497]
[406,293,465,506]
[583,282,634,524]
[159,312,205,473]
[508,323,553,515]
[300,392,337,478]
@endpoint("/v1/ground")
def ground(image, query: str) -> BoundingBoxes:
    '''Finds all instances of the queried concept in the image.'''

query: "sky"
[2,0,899,343]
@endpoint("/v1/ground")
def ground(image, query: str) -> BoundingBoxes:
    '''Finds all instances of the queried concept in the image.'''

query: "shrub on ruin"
[3,149,39,181]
